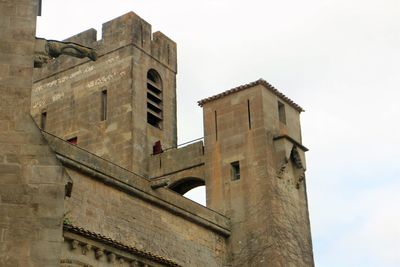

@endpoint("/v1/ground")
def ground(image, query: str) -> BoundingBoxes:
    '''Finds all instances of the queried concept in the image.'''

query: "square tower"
[31,12,177,176]
[199,79,314,266]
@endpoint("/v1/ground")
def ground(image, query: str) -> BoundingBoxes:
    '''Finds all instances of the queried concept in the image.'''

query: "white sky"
[37,1,400,266]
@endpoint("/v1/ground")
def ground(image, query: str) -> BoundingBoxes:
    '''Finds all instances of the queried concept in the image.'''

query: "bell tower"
[199,79,314,266]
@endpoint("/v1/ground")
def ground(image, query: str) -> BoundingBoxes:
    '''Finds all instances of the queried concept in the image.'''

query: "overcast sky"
[37,1,400,266]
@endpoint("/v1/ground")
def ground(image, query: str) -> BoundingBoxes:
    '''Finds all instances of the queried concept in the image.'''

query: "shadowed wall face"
[0,0,66,266]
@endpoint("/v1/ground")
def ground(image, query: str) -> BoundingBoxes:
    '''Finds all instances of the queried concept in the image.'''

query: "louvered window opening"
[147,70,163,128]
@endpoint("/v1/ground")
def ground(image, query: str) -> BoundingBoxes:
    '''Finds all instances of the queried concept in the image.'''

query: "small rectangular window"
[278,101,286,124]
[101,90,107,121]
[231,161,240,181]
[67,137,78,145]
[40,111,47,130]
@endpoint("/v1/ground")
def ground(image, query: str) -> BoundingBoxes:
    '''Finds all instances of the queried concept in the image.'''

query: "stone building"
[0,0,314,266]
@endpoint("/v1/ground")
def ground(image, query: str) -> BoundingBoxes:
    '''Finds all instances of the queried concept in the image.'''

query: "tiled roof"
[63,223,181,267]
[198,79,304,112]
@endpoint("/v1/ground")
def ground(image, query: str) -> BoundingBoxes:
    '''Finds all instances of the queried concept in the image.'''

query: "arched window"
[147,69,162,128]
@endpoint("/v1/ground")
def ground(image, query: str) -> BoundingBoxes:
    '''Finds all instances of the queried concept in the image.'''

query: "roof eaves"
[197,79,304,112]
[63,223,181,267]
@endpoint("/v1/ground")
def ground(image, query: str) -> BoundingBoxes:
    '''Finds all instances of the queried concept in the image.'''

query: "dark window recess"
[101,89,107,121]
[40,111,47,130]
[146,69,162,128]
[67,137,78,145]
[231,161,240,181]
[278,101,286,124]
[153,140,163,155]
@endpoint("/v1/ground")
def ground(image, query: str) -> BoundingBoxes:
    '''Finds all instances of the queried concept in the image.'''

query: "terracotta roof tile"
[63,223,181,266]
[198,79,304,112]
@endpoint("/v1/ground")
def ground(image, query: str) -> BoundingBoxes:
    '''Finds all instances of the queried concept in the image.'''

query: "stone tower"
[31,12,177,177]
[199,80,314,266]
[0,0,66,266]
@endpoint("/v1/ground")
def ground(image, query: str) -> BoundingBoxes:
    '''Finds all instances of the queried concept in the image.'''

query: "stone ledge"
[273,134,308,152]
[43,131,231,237]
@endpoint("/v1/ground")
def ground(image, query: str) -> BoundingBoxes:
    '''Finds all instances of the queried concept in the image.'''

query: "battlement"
[34,12,177,80]
[101,11,176,66]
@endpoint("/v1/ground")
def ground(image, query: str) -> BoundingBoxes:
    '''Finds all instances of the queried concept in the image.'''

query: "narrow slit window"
[278,101,286,125]
[247,100,251,130]
[40,111,47,130]
[101,89,107,121]
[140,23,144,47]
[214,110,218,141]
[231,161,240,181]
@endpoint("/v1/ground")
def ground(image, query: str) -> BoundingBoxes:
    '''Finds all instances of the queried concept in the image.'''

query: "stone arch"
[147,68,162,87]
[168,177,205,195]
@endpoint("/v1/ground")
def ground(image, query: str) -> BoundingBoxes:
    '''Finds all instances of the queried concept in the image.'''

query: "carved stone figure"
[34,38,97,68]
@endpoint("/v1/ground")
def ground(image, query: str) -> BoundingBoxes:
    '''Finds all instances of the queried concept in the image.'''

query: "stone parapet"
[34,12,177,82]
[149,141,205,178]
[43,132,230,237]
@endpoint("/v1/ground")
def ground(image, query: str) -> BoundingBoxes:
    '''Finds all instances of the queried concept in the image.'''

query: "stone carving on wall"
[290,146,304,169]
[277,158,289,179]
[34,38,97,68]
[290,146,306,189]
[276,145,307,189]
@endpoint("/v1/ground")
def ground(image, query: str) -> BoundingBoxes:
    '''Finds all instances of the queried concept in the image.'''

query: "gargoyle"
[34,38,97,68]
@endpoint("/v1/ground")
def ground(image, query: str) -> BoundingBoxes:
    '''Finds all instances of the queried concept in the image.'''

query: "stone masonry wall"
[0,0,66,266]
[32,46,134,170]
[32,12,178,176]
[202,84,314,266]
[64,168,227,267]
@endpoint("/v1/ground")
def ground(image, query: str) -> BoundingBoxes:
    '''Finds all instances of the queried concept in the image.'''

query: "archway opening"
[184,186,206,206]
[169,177,206,206]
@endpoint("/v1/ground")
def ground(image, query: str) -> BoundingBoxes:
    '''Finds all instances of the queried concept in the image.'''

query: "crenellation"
[63,28,98,48]
[101,12,150,53]
[33,12,177,83]
[151,31,177,72]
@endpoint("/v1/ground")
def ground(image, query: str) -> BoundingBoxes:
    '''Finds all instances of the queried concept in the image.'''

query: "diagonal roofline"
[64,223,181,266]
[197,78,304,112]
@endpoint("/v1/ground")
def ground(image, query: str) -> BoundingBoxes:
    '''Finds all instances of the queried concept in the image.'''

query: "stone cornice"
[273,134,309,152]
[63,223,181,266]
